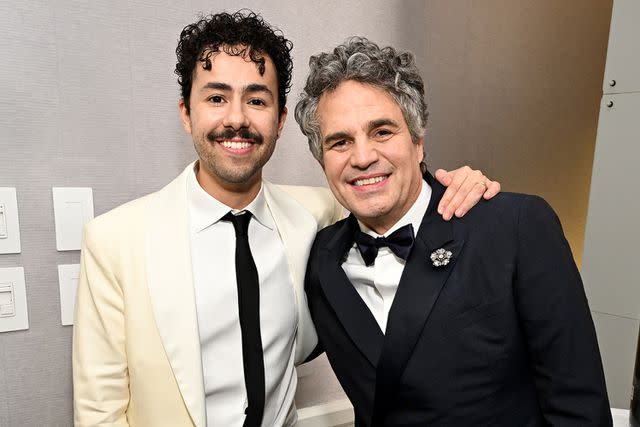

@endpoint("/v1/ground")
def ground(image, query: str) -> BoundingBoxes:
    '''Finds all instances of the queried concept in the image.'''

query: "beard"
[194,127,276,186]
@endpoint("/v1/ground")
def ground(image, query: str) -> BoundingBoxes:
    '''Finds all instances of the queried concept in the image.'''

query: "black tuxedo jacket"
[305,174,611,427]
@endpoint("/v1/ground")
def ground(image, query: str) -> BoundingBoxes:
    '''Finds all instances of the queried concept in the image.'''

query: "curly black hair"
[175,10,293,114]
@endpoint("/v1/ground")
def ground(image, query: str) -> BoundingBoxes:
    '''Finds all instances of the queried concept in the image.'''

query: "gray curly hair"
[294,37,428,168]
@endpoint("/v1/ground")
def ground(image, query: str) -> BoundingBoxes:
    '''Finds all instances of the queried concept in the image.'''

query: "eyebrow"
[322,118,401,145]
[322,131,349,146]
[367,118,400,130]
[201,82,232,92]
[200,82,274,99]
[245,83,274,99]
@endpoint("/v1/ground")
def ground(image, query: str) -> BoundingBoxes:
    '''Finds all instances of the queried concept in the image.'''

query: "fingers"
[434,168,453,186]
[483,180,501,199]
[452,181,490,218]
[442,168,486,220]
[437,166,501,220]
[437,166,471,220]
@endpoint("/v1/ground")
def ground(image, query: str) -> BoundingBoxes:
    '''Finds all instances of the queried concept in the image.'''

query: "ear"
[277,106,288,137]
[415,137,425,163]
[178,99,192,134]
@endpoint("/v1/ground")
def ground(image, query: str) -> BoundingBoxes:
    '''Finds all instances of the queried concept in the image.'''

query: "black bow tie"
[354,223,415,267]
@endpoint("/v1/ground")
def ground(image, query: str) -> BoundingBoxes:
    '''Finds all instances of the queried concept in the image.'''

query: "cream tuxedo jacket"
[72,163,343,427]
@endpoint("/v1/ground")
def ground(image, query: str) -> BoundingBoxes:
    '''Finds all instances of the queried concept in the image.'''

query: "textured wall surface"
[0,0,612,425]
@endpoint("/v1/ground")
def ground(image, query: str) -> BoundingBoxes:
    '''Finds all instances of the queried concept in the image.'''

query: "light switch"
[0,203,7,239]
[0,283,15,317]
[52,187,94,251]
[58,264,80,326]
[0,187,21,254]
[0,267,28,333]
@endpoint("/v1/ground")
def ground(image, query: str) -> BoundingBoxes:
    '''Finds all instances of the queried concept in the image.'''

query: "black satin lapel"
[378,237,464,375]
[373,175,465,424]
[319,217,384,368]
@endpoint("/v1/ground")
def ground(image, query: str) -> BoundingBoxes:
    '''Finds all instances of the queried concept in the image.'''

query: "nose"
[222,100,250,130]
[350,139,379,170]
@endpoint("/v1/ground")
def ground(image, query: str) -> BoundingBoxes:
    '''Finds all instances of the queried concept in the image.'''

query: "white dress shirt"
[187,167,298,426]
[342,179,431,333]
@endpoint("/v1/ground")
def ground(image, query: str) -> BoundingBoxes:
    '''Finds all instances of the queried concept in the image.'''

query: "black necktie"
[354,223,415,267]
[223,211,265,427]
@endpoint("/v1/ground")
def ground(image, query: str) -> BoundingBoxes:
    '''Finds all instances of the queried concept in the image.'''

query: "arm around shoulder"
[278,184,345,229]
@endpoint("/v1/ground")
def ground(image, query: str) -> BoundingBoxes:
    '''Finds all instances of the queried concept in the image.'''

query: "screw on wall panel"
[609,79,617,87]
[606,101,614,108]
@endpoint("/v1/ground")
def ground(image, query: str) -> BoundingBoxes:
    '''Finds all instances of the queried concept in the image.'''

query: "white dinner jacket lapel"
[146,163,206,427]
[143,167,320,427]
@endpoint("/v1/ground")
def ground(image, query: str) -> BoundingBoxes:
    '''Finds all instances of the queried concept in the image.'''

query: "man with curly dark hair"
[72,11,500,427]
[175,11,293,117]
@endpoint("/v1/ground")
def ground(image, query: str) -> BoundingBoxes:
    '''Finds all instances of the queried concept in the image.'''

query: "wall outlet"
[0,267,29,333]
[0,188,21,254]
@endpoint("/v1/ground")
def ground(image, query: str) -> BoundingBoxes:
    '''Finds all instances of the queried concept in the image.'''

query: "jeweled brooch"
[430,248,453,267]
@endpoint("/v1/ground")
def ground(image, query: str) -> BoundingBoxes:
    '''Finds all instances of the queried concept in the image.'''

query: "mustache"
[206,128,263,144]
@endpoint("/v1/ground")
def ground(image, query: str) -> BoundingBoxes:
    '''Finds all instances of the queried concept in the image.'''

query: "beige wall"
[423,0,612,267]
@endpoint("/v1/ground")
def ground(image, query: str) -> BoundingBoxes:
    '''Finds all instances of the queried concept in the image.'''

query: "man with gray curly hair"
[296,37,428,171]
[297,37,611,427]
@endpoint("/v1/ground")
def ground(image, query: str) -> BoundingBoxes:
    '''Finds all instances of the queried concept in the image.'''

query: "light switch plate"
[58,264,80,326]
[0,282,15,317]
[0,187,21,254]
[0,267,29,333]
[52,187,94,251]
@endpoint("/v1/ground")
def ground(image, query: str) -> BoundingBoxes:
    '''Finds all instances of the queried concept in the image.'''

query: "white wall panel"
[582,0,640,409]
[592,312,639,409]
[582,92,640,320]
[602,0,640,94]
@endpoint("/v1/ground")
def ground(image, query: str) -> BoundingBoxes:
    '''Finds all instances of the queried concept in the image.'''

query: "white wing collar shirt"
[187,166,298,426]
[342,179,431,333]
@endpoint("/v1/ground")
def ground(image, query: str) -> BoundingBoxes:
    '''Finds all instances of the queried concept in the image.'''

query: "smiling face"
[318,80,424,234]
[179,47,286,207]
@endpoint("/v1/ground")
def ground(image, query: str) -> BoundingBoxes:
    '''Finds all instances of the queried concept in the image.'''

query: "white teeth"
[220,141,252,150]
[353,176,386,186]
